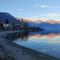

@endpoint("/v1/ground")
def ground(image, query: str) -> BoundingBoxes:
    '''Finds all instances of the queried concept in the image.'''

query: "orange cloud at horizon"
[21,18,60,24]
[30,34,60,38]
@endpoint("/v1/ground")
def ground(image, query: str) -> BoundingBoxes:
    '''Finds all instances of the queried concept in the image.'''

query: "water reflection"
[4,30,29,41]
[4,29,60,59]
[14,33,60,59]
[4,29,60,41]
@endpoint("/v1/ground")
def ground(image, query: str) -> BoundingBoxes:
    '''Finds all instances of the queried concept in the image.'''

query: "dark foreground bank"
[0,39,60,60]
[0,31,60,60]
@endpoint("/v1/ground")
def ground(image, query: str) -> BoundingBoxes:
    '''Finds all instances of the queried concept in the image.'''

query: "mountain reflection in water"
[5,29,60,59]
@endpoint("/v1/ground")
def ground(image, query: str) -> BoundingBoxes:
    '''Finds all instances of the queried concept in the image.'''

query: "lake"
[13,29,60,59]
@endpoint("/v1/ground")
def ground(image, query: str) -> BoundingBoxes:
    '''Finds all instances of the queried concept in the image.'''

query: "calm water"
[14,29,60,59]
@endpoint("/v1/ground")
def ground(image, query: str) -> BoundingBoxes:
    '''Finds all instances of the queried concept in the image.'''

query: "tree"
[5,19,9,24]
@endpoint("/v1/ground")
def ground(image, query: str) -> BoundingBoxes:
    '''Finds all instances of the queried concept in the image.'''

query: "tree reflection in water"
[4,31,29,41]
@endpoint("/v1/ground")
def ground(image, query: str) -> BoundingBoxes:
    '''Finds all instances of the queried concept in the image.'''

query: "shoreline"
[0,31,60,60]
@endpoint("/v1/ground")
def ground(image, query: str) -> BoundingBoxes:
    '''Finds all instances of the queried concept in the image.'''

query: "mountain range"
[0,12,60,30]
[0,12,21,24]
[22,18,60,29]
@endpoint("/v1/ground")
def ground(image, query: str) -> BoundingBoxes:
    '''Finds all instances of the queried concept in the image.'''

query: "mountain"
[0,12,21,24]
[21,18,60,29]
[24,21,60,30]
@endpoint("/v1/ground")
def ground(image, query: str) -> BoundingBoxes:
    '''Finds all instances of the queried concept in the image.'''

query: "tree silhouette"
[5,19,9,24]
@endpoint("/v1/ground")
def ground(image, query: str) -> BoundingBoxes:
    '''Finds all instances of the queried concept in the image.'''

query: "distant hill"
[0,12,21,24]
[21,18,60,29]
[28,22,60,29]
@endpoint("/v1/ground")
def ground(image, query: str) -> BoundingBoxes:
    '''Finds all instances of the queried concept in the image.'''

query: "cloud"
[34,4,49,8]
[34,4,60,8]
[42,13,60,20]
[32,13,60,21]
[47,13,60,18]
[16,9,24,11]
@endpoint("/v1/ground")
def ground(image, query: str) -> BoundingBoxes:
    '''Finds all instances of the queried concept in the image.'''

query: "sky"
[0,0,60,20]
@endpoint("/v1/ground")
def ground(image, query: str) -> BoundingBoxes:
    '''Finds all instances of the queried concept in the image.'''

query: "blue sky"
[0,0,60,20]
